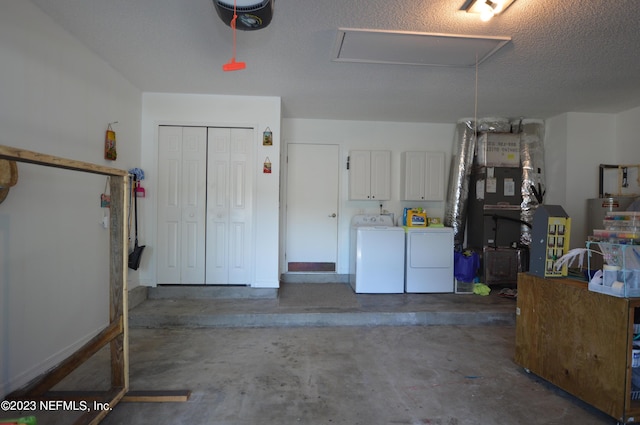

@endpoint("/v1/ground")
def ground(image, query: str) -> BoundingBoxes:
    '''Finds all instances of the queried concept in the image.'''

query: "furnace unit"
[466,132,528,284]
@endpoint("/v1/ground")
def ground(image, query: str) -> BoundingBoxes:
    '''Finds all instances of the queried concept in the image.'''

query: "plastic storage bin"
[591,211,640,244]
[455,279,474,294]
[587,241,640,297]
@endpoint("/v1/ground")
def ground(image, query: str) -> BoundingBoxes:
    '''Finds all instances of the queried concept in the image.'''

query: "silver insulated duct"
[446,117,545,250]
[444,119,476,249]
[517,119,546,245]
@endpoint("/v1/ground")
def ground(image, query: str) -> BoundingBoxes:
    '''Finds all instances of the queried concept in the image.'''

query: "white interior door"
[286,143,339,271]
[157,126,207,284]
[206,127,253,284]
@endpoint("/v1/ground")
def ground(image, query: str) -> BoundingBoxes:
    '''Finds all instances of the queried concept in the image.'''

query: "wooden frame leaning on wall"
[0,145,190,425]
[0,144,129,424]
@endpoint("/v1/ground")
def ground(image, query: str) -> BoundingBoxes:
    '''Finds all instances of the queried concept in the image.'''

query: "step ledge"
[148,285,278,300]
[129,311,515,328]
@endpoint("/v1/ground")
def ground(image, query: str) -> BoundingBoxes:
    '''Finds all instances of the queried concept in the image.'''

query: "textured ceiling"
[28,0,640,123]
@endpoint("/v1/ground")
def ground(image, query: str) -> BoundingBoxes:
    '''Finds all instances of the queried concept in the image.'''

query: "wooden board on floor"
[122,390,192,403]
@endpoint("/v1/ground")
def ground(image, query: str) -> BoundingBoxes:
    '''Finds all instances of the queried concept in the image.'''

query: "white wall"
[281,118,455,274]
[0,0,142,397]
[616,105,640,161]
[285,114,638,270]
[545,113,617,249]
[140,93,281,288]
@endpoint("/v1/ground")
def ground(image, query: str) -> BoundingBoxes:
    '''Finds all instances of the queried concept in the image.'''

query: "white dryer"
[349,215,405,293]
[405,227,454,293]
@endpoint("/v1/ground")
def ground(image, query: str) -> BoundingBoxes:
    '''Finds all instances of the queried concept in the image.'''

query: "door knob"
[329,213,337,218]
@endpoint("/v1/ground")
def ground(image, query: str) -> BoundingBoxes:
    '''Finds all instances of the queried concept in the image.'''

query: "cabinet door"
[424,151,445,201]
[370,150,391,200]
[401,152,426,201]
[401,151,445,201]
[348,150,371,200]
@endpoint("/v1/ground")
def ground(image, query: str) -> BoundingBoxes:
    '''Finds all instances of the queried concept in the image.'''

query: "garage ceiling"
[28,0,640,123]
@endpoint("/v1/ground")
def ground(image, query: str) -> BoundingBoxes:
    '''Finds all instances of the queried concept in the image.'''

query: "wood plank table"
[515,272,640,423]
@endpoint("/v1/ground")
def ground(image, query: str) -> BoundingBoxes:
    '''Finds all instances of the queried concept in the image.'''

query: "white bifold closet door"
[157,126,207,284]
[205,127,253,285]
[157,126,253,285]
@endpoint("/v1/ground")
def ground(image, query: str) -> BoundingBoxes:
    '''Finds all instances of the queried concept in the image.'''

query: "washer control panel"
[350,214,395,227]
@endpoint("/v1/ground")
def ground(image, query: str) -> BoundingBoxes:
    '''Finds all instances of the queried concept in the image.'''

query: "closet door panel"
[227,128,253,284]
[180,127,207,283]
[157,127,182,283]
[206,127,253,285]
[157,126,206,284]
[206,128,231,284]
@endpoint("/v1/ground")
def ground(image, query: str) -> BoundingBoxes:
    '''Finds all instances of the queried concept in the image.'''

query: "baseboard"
[128,285,148,310]
[280,273,349,284]
[1,325,106,399]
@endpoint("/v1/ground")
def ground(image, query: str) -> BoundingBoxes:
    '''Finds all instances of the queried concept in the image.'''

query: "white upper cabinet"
[349,150,391,201]
[401,151,445,201]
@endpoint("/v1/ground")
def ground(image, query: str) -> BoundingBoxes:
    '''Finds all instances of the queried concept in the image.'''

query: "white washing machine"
[405,227,454,293]
[349,214,405,293]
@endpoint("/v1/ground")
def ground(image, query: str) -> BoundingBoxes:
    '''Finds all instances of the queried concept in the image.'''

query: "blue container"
[454,251,480,283]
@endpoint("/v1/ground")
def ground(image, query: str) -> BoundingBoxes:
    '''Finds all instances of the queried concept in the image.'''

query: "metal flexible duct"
[445,119,476,249]
[446,117,544,249]
[517,119,546,245]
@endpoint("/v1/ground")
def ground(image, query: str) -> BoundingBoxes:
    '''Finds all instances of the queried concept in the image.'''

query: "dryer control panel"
[350,214,395,227]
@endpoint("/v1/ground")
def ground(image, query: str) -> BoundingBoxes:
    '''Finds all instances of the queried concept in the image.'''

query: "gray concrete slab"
[10,326,615,424]
[2,283,615,424]
[129,283,517,328]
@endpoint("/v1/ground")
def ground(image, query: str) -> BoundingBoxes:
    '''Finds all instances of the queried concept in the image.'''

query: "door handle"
[329,213,337,218]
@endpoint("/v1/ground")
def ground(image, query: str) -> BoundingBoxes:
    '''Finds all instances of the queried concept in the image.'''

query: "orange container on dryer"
[407,209,427,227]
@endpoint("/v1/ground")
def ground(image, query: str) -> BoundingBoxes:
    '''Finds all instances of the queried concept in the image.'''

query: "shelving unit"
[515,273,640,423]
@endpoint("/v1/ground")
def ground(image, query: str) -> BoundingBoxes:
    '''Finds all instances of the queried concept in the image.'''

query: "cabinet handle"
[329,213,337,218]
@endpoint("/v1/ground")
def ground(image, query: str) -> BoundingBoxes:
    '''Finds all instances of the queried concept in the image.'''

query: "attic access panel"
[333,28,511,67]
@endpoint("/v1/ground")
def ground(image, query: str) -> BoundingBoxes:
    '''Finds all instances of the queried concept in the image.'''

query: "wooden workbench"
[515,272,640,423]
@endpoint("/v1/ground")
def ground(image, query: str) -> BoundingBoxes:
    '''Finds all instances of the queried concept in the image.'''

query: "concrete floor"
[129,282,516,328]
[2,283,617,424]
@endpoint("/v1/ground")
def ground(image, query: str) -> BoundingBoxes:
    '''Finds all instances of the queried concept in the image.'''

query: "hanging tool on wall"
[128,173,145,270]
[129,167,146,197]
[100,176,111,229]
[104,122,118,160]
[0,158,18,205]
